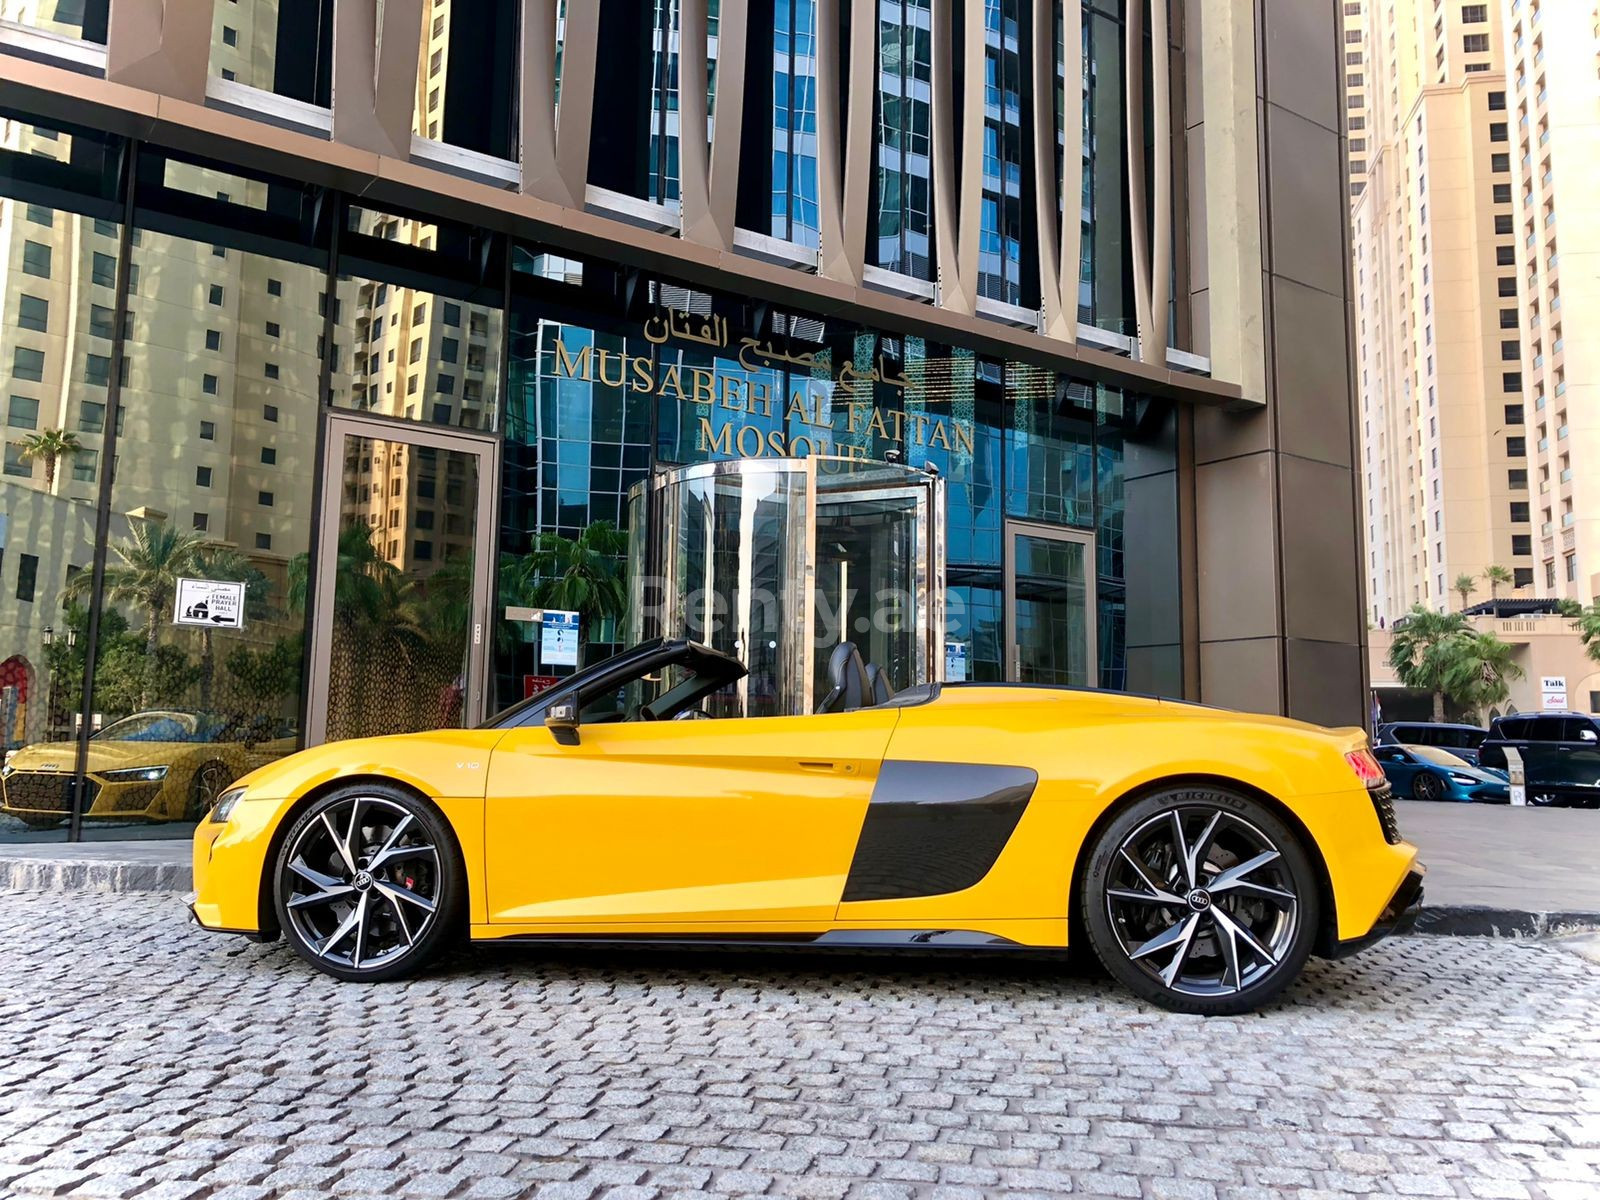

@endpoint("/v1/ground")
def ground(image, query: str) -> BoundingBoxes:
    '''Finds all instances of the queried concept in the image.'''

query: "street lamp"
[41,626,53,648]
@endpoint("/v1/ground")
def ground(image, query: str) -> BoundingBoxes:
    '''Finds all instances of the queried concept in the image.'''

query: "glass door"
[305,415,499,744]
[1005,522,1096,687]
[812,460,944,706]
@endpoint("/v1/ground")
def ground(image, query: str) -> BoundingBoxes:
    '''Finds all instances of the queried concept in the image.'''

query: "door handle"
[798,760,857,775]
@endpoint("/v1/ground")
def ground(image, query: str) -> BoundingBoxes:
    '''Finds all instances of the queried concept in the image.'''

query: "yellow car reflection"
[2,710,296,829]
[188,640,1425,1016]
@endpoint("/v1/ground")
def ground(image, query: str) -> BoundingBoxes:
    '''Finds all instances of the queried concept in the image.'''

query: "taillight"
[1344,748,1385,789]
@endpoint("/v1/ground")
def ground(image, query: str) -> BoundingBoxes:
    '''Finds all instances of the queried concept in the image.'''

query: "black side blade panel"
[841,761,1038,903]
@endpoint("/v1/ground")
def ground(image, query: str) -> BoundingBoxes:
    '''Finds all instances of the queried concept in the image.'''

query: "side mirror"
[545,699,581,746]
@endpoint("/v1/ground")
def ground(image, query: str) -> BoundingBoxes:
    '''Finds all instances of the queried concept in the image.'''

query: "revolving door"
[626,457,946,716]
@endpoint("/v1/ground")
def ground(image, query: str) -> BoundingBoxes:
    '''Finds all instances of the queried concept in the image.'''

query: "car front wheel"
[1081,787,1320,1016]
[273,783,463,982]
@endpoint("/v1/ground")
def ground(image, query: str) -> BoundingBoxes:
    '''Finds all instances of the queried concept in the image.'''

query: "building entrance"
[627,457,946,716]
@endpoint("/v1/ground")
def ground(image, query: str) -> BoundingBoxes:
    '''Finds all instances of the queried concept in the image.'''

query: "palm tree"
[1387,605,1470,723]
[1482,564,1514,614]
[505,521,629,662]
[19,429,81,490]
[190,545,270,709]
[1442,631,1523,723]
[1573,600,1600,665]
[66,519,206,704]
[1452,573,1477,612]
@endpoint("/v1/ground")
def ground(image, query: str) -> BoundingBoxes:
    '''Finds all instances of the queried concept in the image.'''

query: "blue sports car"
[1374,743,1510,803]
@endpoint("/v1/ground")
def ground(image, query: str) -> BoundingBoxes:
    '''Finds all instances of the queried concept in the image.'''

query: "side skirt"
[480,928,1047,952]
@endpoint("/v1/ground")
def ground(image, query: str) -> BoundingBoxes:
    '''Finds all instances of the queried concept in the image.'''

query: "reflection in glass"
[0,199,117,839]
[771,0,821,246]
[1080,7,1132,333]
[978,0,1027,305]
[1011,531,1091,687]
[207,0,333,106]
[0,0,108,42]
[331,209,502,432]
[413,0,517,158]
[322,437,479,742]
[873,0,935,279]
[54,228,323,836]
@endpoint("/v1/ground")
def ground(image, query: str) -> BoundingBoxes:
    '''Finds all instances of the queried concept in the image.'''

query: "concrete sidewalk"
[0,801,1597,937]
[1396,800,1600,935]
[0,838,191,892]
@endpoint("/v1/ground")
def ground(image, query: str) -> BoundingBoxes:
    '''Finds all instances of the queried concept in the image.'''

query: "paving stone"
[0,892,1598,1199]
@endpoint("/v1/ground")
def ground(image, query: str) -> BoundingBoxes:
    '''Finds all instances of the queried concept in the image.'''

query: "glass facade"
[872,0,935,279]
[979,0,1027,305]
[771,0,821,245]
[208,0,333,106]
[0,12,1186,841]
[0,0,108,43]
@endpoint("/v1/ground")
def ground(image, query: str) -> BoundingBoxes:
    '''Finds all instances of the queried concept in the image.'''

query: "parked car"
[0,710,297,828]
[1477,712,1600,808]
[1372,744,1509,803]
[186,638,1425,1016]
[1375,721,1488,766]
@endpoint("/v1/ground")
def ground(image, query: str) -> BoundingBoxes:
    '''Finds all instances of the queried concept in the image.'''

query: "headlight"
[211,786,246,824]
[0,763,12,778]
[100,765,169,783]
[1448,773,1477,785]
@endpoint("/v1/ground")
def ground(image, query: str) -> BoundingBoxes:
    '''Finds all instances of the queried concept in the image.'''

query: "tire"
[1411,772,1445,802]
[272,782,464,983]
[186,760,234,822]
[1080,786,1321,1016]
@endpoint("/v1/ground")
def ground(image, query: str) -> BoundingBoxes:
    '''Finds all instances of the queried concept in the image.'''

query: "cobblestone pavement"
[0,894,1598,1199]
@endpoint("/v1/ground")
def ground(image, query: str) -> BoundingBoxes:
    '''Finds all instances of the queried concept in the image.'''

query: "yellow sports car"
[3,710,296,828]
[188,640,1424,1014]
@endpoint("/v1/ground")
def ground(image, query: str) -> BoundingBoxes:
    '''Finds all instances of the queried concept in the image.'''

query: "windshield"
[1406,744,1472,769]
[93,712,207,743]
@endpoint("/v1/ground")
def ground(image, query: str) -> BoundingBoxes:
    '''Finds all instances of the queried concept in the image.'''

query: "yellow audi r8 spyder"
[3,710,296,829]
[187,639,1424,1015]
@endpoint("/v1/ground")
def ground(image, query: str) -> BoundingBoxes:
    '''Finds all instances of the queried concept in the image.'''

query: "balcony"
[1563,512,1577,528]
[1561,468,1573,483]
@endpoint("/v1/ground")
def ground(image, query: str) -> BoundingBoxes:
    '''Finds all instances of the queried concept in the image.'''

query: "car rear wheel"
[1411,772,1445,802]
[273,783,463,982]
[1081,787,1320,1016]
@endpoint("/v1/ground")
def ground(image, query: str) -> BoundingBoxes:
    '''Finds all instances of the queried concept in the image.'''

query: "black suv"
[1375,722,1488,766]
[1477,712,1600,807]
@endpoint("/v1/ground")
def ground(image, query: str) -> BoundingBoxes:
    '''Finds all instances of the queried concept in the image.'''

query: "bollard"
[1505,745,1526,806]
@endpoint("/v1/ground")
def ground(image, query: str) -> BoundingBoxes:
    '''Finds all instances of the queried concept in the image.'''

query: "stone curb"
[0,858,192,894]
[1413,905,1600,939]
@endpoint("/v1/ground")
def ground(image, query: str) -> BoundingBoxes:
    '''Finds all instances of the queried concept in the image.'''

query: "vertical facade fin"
[1032,0,1083,341]
[677,0,745,250]
[552,0,600,209]
[954,0,986,314]
[1149,0,1173,364]
[520,0,564,203]
[929,0,964,311]
[333,0,427,159]
[821,0,876,284]
[678,0,714,243]
[1124,0,1156,363]
[106,0,215,103]
[706,1,749,246]
[1058,0,1084,341]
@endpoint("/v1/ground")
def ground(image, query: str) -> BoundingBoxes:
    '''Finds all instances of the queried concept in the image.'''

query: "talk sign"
[173,578,245,629]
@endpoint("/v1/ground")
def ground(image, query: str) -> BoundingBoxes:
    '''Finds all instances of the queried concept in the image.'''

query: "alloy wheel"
[281,795,441,970]
[1104,806,1301,997]
[1412,772,1444,802]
